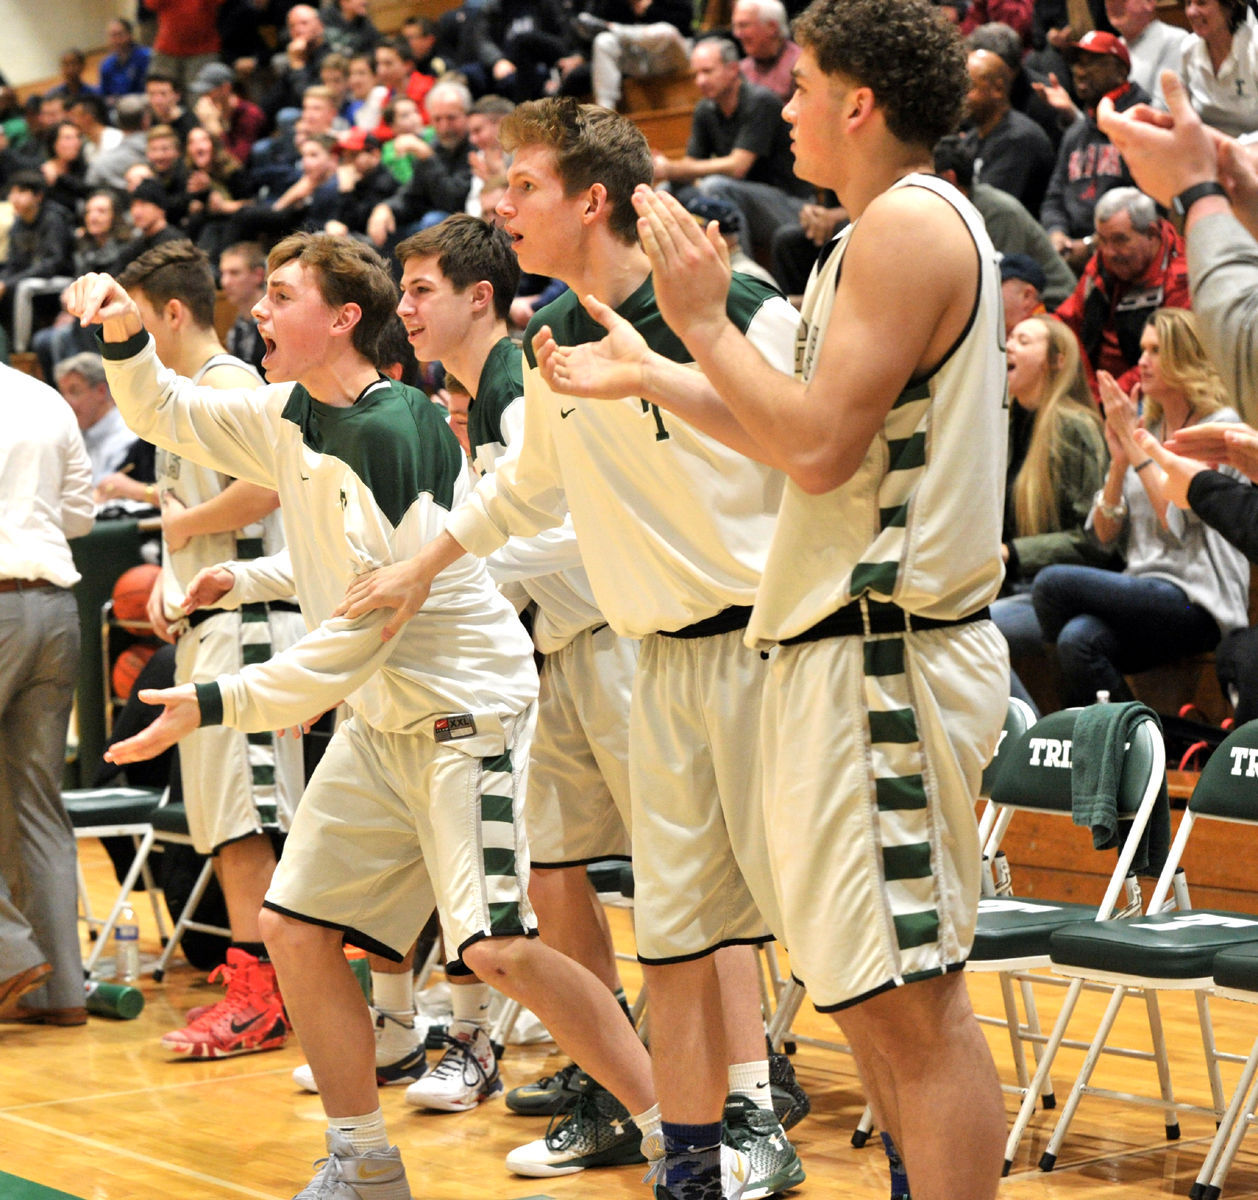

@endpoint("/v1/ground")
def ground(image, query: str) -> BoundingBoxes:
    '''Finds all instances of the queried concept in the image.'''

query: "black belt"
[187,600,301,629]
[659,605,754,639]
[0,578,60,593]
[782,597,991,645]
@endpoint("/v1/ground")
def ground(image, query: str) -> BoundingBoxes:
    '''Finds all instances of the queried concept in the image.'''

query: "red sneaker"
[161,948,290,1058]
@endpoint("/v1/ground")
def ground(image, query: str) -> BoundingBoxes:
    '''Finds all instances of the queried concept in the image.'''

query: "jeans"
[990,590,1043,711]
[1032,565,1221,708]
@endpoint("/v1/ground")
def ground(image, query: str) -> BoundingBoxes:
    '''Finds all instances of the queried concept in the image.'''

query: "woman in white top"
[1181,0,1258,137]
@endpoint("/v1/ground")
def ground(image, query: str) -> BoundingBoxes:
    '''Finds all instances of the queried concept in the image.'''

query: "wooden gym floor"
[5,840,1258,1199]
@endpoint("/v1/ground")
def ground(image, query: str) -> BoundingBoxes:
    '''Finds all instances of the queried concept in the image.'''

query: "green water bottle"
[85,980,145,1019]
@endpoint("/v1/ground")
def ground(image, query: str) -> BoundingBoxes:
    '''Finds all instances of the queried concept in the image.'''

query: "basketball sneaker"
[292,1129,411,1200]
[293,1007,428,1092]
[505,1061,584,1115]
[722,1093,805,1199]
[506,1075,645,1176]
[646,1145,753,1200]
[404,1022,502,1112]
[768,1051,811,1131]
[161,947,289,1058]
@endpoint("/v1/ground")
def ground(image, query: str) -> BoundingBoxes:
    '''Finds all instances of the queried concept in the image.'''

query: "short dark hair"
[376,313,421,385]
[119,239,218,329]
[470,94,515,119]
[932,134,975,190]
[145,71,179,91]
[69,93,109,125]
[793,0,967,150]
[397,213,520,323]
[267,232,400,367]
[8,169,47,196]
[965,22,1023,71]
[499,97,653,245]
[222,240,267,272]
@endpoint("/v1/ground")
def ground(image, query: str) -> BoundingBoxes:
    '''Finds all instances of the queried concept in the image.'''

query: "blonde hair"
[1141,308,1229,431]
[1013,315,1102,536]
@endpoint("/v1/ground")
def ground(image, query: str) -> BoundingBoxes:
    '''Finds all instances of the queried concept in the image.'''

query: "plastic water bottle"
[1096,689,1111,705]
[114,906,140,983]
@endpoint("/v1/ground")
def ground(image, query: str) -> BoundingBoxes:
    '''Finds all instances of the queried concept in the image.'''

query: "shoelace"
[428,1033,492,1086]
[543,1088,598,1151]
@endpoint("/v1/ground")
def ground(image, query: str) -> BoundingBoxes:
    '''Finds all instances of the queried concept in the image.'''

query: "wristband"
[1094,488,1127,521]
[1172,181,1227,219]
[1132,457,1155,473]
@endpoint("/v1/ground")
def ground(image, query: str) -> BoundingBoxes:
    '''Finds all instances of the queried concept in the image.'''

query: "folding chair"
[961,704,1166,1171]
[65,784,168,972]
[765,696,1035,1146]
[1031,718,1258,1181]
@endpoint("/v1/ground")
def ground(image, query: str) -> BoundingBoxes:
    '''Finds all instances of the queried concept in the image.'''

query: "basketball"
[111,643,157,700]
[111,563,160,625]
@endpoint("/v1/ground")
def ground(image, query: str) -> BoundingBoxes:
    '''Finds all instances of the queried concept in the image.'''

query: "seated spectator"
[54,351,138,484]
[1055,186,1190,396]
[378,95,424,184]
[997,314,1112,706]
[443,0,571,103]
[0,171,75,346]
[319,53,352,118]
[189,62,267,166]
[67,96,123,169]
[218,240,267,372]
[328,129,396,235]
[732,0,800,102]
[653,37,809,259]
[86,95,150,191]
[345,52,386,128]
[465,94,513,217]
[114,178,184,271]
[401,16,449,78]
[934,131,1077,306]
[964,46,1055,215]
[47,49,99,104]
[1107,0,1189,108]
[145,124,191,225]
[684,194,777,286]
[184,125,251,258]
[30,95,67,156]
[968,20,1065,148]
[1041,31,1150,273]
[572,0,693,111]
[148,0,223,94]
[231,132,342,245]
[99,17,153,100]
[373,36,435,123]
[1033,307,1251,706]
[144,73,198,143]
[769,195,846,297]
[40,122,90,218]
[367,79,473,248]
[1001,254,1049,334]
[321,0,382,58]
[1181,0,1258,138]
[270,4,334,116]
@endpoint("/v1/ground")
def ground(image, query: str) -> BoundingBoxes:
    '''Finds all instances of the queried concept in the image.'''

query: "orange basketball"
[111,563,160,625]
[111,644,158,700]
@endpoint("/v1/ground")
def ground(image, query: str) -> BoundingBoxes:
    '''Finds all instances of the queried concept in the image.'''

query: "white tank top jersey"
[747,172,1009,647]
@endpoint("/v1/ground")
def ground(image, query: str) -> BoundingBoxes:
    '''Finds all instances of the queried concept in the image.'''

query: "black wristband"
[1172,181,1227,219]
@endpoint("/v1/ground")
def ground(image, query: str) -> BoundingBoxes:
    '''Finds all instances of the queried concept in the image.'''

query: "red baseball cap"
[1068,30,1132,69]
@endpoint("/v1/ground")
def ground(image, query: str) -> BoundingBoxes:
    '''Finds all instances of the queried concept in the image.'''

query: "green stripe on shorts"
[483,847,517,876]
[863,639,905,677]
[481,792,514,825]
[882,842,932,880]
[850,560,899,597]
[894,909,940,949]
[874,774,927,810]
[869,708,918,744]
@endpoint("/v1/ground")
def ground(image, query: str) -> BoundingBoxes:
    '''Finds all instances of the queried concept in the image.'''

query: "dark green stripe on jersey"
[468,336,523,461]
[281,379,462,526]
[523,272,786,368]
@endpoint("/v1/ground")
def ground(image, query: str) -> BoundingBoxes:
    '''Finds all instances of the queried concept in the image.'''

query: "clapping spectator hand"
[1131,428,1205,509]
[1166,422,1258,482]
[1032,72,1080,124]
[1098,369,1142,460]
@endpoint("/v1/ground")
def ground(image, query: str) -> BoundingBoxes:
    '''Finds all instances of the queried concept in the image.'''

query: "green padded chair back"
[1189,718,1258,823]
[980,697,1037,798]
[988,704,1158,818]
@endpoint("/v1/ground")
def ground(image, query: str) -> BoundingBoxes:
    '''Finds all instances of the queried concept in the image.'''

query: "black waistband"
[782,598,991,645]
[187,600,301,629]
[659,605,754,640]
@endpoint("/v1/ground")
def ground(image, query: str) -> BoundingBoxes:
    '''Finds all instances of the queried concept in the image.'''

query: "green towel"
[1072,701,1170,876]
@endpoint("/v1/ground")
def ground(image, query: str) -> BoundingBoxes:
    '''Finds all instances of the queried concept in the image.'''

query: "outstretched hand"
[631,185,731,346]
[533,294,651,400]
[335,561,431,641]
[63,272,143,332]
[1166,422,1258,482]
[104,684,201,764]
[1132,428,1201,509]
[183,565,236,614]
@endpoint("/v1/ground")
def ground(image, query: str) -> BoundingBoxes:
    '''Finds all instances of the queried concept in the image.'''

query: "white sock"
[728,1059,774,1114]
[371,970,416,1018]
[329,1107,389,1154]
[633,1102,663,1160]
[449,980,492,1034]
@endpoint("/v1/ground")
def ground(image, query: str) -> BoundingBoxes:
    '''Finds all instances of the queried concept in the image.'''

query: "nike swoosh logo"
[730,1157,748,1182]
[230,1014,262,1034]
[357,1165,397,1180]
[756,1080,768,1089]
[559,407,576,419]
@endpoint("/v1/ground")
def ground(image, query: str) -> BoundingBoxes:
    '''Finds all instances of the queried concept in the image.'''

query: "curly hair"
[793,0,967,149]
[499,97,653,245]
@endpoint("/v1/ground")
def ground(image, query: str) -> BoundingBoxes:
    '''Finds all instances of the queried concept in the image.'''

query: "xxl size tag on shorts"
[434,712,477,742]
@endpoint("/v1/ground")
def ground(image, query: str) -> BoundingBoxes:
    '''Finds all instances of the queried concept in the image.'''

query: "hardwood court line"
[0,1064,295,1113]
[1000,1131,1220,1183]
[0,1112,283,1200]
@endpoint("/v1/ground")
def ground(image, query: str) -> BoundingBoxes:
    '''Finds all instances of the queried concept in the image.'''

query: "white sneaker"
[291,1129,411,1200]
[404,1025,501,1112]
[643,1145,751,1200]
[292,1007,426,1094]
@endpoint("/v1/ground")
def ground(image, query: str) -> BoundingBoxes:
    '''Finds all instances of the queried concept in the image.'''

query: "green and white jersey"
[157,353,286,624]
[102,331,538,755]
[748,174,1008,646]
[447,274,800,638]
[471,336,603,654]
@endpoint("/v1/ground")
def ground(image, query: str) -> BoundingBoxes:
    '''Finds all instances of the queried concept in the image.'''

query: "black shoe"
[505,1061,585,1116]
[769,1050,811,1130]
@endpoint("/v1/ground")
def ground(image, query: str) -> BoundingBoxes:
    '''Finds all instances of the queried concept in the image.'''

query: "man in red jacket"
[1055,185,1190,397]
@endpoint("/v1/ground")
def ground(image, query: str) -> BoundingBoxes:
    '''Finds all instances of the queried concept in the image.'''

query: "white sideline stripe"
[0,1111,283,1199]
